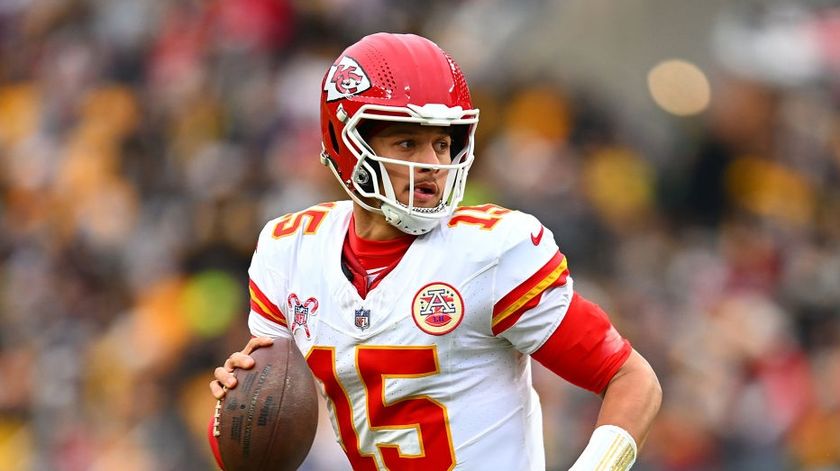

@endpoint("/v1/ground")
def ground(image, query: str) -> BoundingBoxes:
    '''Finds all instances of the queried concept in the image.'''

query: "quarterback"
[210,33,661,470]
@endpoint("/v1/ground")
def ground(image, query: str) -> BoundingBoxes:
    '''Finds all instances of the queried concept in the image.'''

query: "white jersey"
[247,201,577,470]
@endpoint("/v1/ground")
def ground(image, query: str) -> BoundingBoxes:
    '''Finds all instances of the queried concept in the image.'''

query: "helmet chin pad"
[381,201,444,235]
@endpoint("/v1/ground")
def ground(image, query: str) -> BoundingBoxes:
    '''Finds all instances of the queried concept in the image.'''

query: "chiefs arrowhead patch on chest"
[411,282,465,336]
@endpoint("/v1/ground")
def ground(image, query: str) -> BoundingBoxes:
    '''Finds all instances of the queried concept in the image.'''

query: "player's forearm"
[568,350,661,470]
[596,349,662,448]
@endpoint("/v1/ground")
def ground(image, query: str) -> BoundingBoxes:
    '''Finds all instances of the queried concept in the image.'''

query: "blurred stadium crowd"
[1,0,840,470]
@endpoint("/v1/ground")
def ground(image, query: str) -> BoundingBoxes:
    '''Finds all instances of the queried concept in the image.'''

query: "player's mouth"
[410,181,439,206]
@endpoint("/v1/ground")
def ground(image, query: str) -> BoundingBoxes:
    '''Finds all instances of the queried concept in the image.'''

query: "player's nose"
[417,142,443,170]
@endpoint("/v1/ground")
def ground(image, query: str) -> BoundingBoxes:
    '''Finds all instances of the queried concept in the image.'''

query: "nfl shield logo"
[354,308,370,331]
[294,304,308,327]
[288,293,319,339]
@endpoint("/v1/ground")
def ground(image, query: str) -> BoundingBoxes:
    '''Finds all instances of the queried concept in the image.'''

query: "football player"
[210,32,661,470]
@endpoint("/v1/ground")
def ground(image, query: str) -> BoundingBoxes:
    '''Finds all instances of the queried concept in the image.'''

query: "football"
[215,338,319,471]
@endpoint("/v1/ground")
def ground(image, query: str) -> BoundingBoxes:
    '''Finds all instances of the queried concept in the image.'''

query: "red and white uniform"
[247,201,631,471]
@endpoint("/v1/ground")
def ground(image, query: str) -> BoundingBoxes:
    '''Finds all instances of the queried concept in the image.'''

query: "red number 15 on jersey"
[307,346,456,471]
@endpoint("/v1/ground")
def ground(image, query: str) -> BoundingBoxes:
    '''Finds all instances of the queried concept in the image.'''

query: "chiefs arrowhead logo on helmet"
[324,56,371,101]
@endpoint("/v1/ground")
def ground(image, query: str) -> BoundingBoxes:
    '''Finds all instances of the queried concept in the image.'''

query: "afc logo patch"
[288,293,319,339]
[323,56,371,101]
[411,282,465,336]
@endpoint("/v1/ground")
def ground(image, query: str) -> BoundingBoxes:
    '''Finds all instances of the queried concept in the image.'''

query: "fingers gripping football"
[213,337,319,470]
[209,337,274,399]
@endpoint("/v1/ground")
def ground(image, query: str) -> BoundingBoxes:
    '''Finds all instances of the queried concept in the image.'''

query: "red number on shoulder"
[448,204,510,230]
[272,203,336,239]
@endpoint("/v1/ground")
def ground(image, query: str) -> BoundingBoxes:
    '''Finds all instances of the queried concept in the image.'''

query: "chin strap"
[569,425,637,471]
[381,203,440,235]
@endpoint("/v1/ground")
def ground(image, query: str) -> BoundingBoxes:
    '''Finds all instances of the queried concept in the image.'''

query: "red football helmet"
[319,33,479,235]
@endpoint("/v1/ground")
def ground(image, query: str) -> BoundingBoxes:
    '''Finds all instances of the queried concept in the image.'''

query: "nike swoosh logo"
[531,225,545,246]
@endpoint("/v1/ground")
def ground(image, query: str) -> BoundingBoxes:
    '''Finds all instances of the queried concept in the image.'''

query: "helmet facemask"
[328,103,479,235]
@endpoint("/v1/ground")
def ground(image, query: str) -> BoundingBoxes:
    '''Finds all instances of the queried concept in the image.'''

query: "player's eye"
[396,139,414,149]
[434,139,451,153]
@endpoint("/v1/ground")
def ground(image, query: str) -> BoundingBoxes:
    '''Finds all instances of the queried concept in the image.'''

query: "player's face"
[367,124,453,208]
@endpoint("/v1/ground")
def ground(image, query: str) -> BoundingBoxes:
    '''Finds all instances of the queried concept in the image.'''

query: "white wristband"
[568,425,637,471]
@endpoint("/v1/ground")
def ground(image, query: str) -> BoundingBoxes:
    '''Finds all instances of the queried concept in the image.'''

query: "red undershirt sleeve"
[530,292,632,394]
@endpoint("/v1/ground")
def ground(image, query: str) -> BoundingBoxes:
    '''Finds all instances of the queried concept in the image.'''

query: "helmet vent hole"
[328,121,340,153]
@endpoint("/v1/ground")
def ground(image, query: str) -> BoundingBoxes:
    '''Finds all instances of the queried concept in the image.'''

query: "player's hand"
[209,337,274,399]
